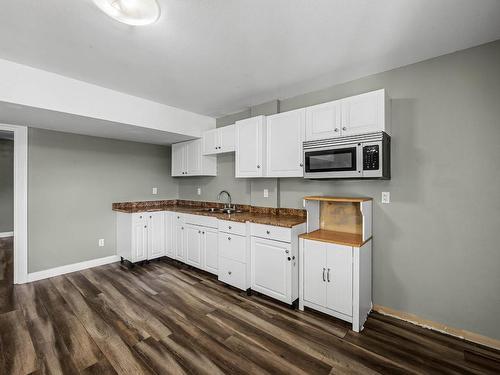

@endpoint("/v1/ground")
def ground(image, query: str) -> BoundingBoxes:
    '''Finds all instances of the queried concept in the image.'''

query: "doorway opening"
[0,124,28,284]
[0,130,14,288]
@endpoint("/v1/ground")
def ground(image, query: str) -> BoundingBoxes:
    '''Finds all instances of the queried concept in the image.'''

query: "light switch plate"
[263,189,269,198]
[98,239,105,247]
[197,187,201,195]
[382,192,390,204]
[152,187,158,195]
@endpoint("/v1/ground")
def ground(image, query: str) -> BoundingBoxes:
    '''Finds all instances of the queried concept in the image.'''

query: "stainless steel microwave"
[303,131,390,179]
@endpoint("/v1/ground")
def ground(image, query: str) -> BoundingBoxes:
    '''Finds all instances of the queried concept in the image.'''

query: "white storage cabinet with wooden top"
[299,196,373,332]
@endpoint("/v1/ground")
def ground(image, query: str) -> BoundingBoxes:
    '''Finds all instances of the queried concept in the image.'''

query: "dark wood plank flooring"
[0,237,499,374]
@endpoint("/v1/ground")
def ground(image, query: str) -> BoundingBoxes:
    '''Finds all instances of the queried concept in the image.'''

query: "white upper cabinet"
[341,89,388,136]
[172,139,217,176]
[218,125,235,153]
[305,100,342,141]
[266,108,305,177]
[305,89,390,141]
[203,125,235,155]
[235,116,266,178]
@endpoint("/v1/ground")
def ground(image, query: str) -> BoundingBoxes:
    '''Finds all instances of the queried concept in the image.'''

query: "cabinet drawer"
[184,213,218,228]
[219,232,246,263]
[218,220,246,236]
[218,257,246,290]
[250,223,291,243]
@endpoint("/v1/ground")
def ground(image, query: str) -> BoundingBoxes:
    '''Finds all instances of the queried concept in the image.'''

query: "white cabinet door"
[165,212,175,258]
[203,227,218,275]
[185,224,202,268]
[341,89,385,136]
[218,125,235,153]
[235,116,265,177]
[148,212,165,260]
[203,129,219,155]
[171,142,185,176]
[175,223,185,261]
[251,237,291,303]
[305,100,341,141]
[303,240,327,307]
[132,216,148,262]
[186,139,203,175]
[266,108,305,177]
[326,243,353,316]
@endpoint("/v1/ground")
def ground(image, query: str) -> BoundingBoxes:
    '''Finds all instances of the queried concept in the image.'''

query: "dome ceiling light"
[93,0,161,26]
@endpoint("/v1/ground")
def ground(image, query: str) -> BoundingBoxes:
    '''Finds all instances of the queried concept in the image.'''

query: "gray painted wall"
[198,40,500,340]
[28,128,178,273]
[0,138,14,233]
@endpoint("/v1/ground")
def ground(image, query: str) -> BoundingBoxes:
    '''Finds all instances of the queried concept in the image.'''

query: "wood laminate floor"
[0,237,499,374]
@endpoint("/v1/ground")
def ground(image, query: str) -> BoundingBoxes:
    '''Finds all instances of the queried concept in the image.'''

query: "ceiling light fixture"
[93,0,161,26]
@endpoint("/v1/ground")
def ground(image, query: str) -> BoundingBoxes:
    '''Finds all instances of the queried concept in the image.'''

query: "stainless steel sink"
[200,207,242,214]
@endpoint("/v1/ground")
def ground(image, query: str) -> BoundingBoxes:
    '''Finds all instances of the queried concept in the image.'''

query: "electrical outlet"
[152,187,158,195]
[98,239,105,247]
[197,187,201,195]
[263,189,269,198]
[382,192,390,204]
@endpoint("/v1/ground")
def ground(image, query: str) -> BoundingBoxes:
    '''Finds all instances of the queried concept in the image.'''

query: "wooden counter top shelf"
[299,196,373,332]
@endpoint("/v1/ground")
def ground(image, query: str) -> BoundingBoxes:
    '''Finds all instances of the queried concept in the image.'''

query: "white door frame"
[0,124,28,284]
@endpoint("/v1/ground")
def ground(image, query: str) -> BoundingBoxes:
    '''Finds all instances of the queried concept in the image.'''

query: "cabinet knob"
[139,216,142,219]
[177,216,180,219]
[144,225,147,228]
[149,216,152,219]
[228,237,231,241]
[334,128,339,132]
[342,127,347,131]
[182,227,184,230]
[202,231,205,234]
[287,257,291,261]
[228,271,232,275]
[228,226,232,230]
[198,230,201,234]
[285,250,289,254]
[300,163,304,167]
[266,230,270,235]
[257,165,260,169]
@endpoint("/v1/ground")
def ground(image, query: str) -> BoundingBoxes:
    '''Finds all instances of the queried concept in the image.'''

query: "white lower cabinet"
[218,221,249,291]
[185,224,203,268]
[251,237,292,304]
[300,238,372,332]
[175,222,186,262]
[203,228,219,275]
[117,212,165,263]
[165,212,175,258]
[249,223,305,305]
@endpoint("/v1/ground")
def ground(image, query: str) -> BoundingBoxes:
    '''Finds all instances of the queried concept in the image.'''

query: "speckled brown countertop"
[112,200,306,228]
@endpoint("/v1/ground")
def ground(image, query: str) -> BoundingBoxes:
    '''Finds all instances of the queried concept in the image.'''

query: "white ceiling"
[1,0,500,118]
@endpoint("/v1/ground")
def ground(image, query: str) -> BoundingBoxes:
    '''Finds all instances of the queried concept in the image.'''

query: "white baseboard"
[27,255,121,283]
[0,231,14,238]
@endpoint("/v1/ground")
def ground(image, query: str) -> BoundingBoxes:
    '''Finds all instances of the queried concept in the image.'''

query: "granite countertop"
[112,200,306,228]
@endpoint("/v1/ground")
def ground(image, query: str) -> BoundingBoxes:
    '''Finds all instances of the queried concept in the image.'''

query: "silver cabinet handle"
[327,268,331,282]
[342,126,347,131]
[322,268,326,282]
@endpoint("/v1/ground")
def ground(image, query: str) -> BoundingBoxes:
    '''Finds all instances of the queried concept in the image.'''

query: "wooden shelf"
[299,229,371,247]
[303,196,372,203]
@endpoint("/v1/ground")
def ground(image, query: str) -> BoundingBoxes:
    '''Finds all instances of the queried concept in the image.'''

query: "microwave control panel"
[363,145,379,170]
